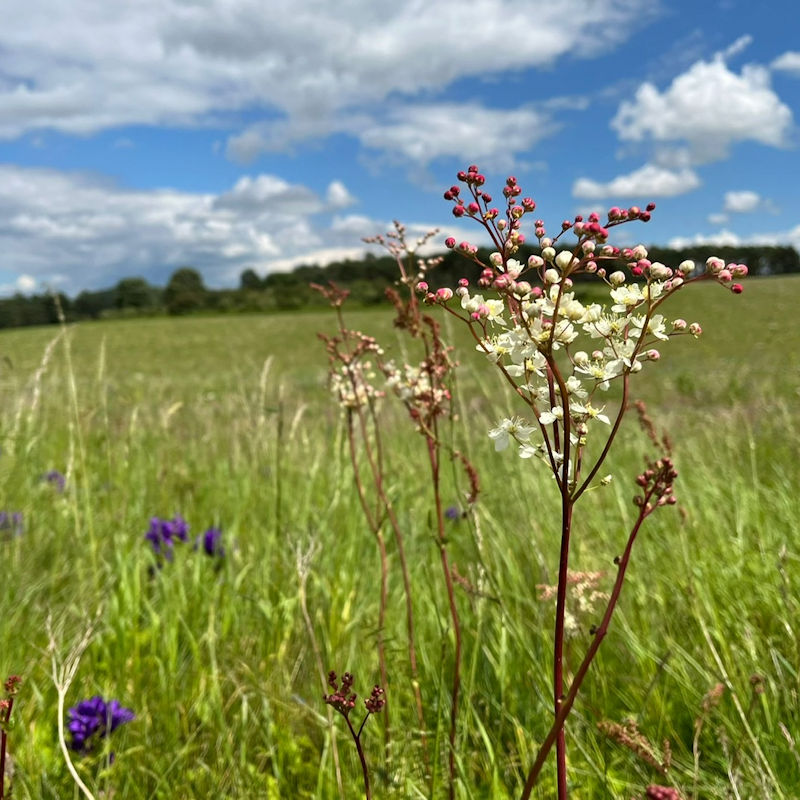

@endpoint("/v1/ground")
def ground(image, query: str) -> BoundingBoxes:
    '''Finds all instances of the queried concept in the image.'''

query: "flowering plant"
[421,166,747,798]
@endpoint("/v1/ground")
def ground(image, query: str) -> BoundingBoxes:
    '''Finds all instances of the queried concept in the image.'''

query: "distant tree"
[239,268,263,290]
[116,277,157,310]
[164,267,207,315]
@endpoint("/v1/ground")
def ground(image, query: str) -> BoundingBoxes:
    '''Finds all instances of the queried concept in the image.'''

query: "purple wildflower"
[41,470,66,493]
[67,696,134,754]
[195,527,224,558]
[144,514,189,561]
[0,512,23,539]
[444,505,461,521]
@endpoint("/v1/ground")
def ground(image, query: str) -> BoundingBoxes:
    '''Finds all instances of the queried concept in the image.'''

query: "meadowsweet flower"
[67,696,134,754]
[195,527,224,558]
[145,514,189,561]
[488,417,535,451]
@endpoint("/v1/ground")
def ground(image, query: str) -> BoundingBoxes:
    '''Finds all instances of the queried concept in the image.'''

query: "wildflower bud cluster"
[430,167,747,487]
[634,456,678,515]
[324,671,357,718]
[324,671,385,720]
[319,325,385,410]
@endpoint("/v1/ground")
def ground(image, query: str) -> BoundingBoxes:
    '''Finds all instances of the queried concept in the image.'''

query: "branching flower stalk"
[365,223,480,800]
[324,671,386,800]
[424,166,747,798]
[316,225,480,798]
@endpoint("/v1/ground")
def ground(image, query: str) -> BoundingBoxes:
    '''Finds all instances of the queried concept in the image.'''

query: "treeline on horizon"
[1,243,798,330]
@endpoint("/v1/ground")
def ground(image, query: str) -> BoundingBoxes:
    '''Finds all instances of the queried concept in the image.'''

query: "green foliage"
[164,267,207,315]
[0,277,799,797]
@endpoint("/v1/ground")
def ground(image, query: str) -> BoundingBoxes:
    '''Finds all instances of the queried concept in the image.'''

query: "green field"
[1,275,799,798]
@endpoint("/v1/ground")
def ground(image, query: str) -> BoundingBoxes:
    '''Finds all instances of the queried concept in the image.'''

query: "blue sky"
[1,0,799,296]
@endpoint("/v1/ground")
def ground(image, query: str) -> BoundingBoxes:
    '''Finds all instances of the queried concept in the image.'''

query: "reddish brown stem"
[520,501,651,799]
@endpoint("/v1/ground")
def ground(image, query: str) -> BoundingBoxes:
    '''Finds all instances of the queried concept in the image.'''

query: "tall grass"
[0,276,799,798]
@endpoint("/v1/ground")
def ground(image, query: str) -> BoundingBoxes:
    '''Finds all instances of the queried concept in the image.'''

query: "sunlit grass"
[1,276,799,798]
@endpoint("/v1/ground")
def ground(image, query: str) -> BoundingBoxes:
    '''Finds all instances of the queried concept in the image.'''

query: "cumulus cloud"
[326,181,357,210]
[572,164,701,199]
[668,224,800,252]
[0,0,654,148]
[772,51,800,75]
[723,190,761,213]
[0,165,398,295]
[356,103,557,170]
[612,56,793,160]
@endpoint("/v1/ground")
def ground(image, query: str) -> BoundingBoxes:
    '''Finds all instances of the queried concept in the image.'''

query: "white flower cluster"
[383,360,450,412]
[454,251,696,478]
[330,362,382,409]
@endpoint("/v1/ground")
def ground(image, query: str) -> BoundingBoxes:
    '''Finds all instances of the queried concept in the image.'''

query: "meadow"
[1,274,799,798]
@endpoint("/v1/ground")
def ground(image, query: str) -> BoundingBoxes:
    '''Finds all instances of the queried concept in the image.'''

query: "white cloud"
[668,224,800,252]
[572,164,701,199]
[723,190,761,213]
[0,165,421,295]
[356,103,557,170]
[707,212,728,226]
[772,51,800,76]
[326,181,357,210]
[612,57,793,160]
[0,0,654,150]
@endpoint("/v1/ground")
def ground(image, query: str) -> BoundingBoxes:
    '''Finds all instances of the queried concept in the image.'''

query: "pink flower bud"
[588,212,599,223]
[646,349,660,361]
[458,278,469,287]
[629,206,640,216]
[608,206,621,220]
[443,190,454,200]
[457,171,467,181]
[646,202,656,211]
[468,164,479,173]
[417,281,428,293]
[522,197,536,210]
[436,287,454,302]
[718,269,732,282]
[445,237,456,248]
[453,205,465,217]
[672,318,687,331]
[482,192,492,203]
[631,266,643,277]
[689,322,702,337]
[733,264,748,277]
[467,202,480,214]
[731,283,744,294]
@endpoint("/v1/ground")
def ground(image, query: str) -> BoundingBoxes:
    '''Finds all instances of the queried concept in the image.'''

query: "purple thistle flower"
[195,527,224,558]
[67,696,134,754]
[41,469,66,493]
[144,514,189,561]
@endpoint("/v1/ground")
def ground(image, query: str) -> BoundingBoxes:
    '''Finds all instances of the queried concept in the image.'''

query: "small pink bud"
[453,205,465,217]
[672,318,687,331]
[474,174,485,186]
[733,264,748,277]
[443,190,454,200]
[458,278,469,287]
[629,206,640,216]
[450,185,460,195]
[718,269,732,282]
[417,281,428,293]
[608,206,622,220]
[467,202,480,215]
[646,202,656,211]
[689,322,702,337]
[506,175,517,185]
[436,287,453,302]
[457,171,467,181]
[445,237,456,248]
[468,164,479,173]
[588,212,599,223]
[522,197,536,210]
[731,283,744,294]
[646,349,660,361]
[631,266,643,277]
